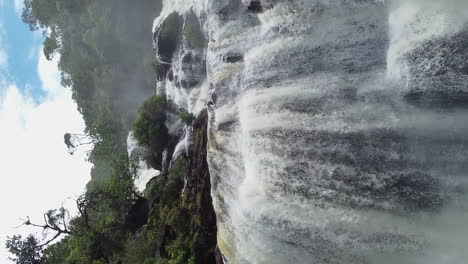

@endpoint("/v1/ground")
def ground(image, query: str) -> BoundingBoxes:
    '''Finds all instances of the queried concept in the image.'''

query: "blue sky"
[0,1,92,262]
[0,0,44,99]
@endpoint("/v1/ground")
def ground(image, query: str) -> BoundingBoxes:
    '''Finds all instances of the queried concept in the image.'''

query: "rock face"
[185,110,221,264]
[150,1,468,263]
[142,110,222,264]
[145,6,220,262]
[124,197,149,232]
[204,1,468,263]
[154,12,183,65]
[247,0,262,13]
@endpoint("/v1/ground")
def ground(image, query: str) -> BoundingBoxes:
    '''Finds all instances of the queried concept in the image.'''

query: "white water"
[153,0,468,263]
[126,132,160,192]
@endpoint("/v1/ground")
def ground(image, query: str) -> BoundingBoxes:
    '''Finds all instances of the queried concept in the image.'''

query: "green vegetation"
[133,95,169,155]
[179,111,195,125]
[7,153,215,264]
[143,154,216,264]
[6,235,47,264]
[6,153,143,264]
[160,13,179,43]
[21,0,162,183]
[122,230,154,264]
[7,1,219,263]
[183,12,205,49]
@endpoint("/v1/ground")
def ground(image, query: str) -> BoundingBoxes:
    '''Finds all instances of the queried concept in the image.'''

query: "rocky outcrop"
[247,0,262,13]
[124,197,149,232]
[185,110,221,263]
[153,12,183,79]
[142,110,222,264]
[147,6,219,263]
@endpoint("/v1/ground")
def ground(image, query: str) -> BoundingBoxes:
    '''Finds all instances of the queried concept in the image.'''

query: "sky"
[0,1,92,262]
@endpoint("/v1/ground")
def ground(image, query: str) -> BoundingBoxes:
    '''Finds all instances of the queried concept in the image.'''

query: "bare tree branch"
[20,209,72,248]
[36,232,62,248]
[64,132,99,155]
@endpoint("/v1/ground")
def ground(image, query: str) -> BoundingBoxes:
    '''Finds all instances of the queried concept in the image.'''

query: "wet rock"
[143,110,221,264]
[184,110,221,263]
[247,0,263,13]
[154,12,183,64]
[215,245,224,264]
[182,53,193,64]
[181,80,188,88]
[223,53,244,63]
[124,197,149,232]
[184,11,207,49]
[167,69,174,81]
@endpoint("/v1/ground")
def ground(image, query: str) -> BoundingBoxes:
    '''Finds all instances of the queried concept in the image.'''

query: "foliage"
[16,0,164,261]
[133,95,169,155]
[64,133,74,149]
[43,37,59,60]
[7,151,140,264]
[183,12,205,49]
[21,0,162,183]
[9,125,216,263]
[63,133,99,155]
[62,152,140,263]
[123,232,153,264]
[143,155,215,264]
[5,235,48,264]
[160,13,178,41]
[12,1,217,264]
[42,238,71,264]
[179,112,194,125]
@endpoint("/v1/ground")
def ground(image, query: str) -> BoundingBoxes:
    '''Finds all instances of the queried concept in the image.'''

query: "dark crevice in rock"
[223,53,244,63]
[247,0,263,13]
[153,12,183,79]
[124,197,149,232]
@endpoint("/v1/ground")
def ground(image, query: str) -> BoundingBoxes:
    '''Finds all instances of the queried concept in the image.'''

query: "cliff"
[138,110,222,264]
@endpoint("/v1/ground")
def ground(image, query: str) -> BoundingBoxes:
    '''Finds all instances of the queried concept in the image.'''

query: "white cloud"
[37,52,62,94]
[0,49,92,262]
[14,0,24,16]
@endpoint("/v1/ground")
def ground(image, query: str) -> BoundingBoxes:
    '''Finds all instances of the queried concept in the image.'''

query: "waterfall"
[127,131,160,192]
[153,0,468,263]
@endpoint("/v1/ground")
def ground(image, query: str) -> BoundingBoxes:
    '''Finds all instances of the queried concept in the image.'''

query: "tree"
[10,151,142,261]
[42,238,70,264]
[133,95,169,155]
[21,0,60,32]
[15,0,166,262]
[5,235,48,264]
[43,37,59,60]
[20,208,72,248]
[64,132,98,155]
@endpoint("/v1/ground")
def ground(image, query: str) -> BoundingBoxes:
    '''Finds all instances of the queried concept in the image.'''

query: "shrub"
[133,95,169,154]
[143,258,160,264]
[124,234,153,264]
[179,112,194,125]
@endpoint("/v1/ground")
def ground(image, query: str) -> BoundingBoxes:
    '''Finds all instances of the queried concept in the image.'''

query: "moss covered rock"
[140,110,221,264]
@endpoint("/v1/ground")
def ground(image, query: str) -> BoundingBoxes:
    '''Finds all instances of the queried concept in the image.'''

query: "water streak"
[153,0,468,263]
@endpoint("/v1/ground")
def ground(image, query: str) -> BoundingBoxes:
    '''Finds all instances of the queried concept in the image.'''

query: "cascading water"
[152,0,468,263]
[127,131,160,192]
